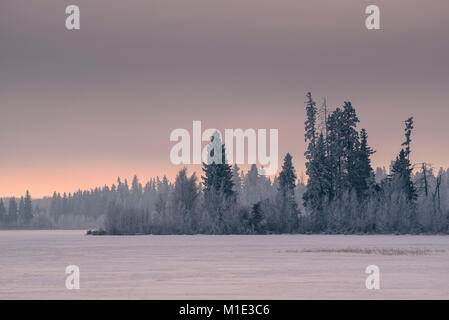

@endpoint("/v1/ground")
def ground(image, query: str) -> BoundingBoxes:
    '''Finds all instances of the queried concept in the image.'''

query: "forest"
[1,92,448,234]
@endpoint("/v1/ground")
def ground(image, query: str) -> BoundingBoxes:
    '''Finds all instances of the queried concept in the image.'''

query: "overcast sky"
[1,0,448,197]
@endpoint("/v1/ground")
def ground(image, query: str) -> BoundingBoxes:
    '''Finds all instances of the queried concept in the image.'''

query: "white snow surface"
[0,230,448,299]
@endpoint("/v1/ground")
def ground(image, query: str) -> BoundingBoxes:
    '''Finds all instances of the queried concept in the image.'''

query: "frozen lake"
[0,230,448,299]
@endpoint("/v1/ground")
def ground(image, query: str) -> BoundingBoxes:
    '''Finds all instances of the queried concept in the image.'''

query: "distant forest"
[1,92,448,234]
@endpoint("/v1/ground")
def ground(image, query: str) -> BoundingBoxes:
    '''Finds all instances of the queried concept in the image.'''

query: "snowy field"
[0,230,448,299]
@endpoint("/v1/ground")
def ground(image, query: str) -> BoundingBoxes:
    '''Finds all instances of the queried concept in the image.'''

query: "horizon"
[2,160,448,200]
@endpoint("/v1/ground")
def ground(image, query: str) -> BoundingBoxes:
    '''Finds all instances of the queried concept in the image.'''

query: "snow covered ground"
[0,230,448,299]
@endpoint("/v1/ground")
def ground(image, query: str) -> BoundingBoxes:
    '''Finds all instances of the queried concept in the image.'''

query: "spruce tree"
[326,102,360,196]
[341,101,361,192]
[250,201,264,233]
[201,133,235,231]
[304,92,317,163]
[391,149,416,201]
[201,133,234,198]
[326,107,345,196]
[390,117,417,201]
[352,128,375,197]
[278,153,299,232]
[23,190,33,224]
[303,133,331,229]
[279,153,296,195]
[303,92,327,212]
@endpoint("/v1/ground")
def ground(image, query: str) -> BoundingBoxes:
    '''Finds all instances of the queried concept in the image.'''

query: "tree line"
[1,92,448,233]
[0,191,33,227]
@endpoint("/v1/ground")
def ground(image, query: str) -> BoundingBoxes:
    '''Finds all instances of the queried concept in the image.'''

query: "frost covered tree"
[201,133,235,231]
[8,197,18,225]
[242,164,259,205]
[155,176,171,218]
[303,96,374,230]
[391,150,416,200]
[304,92,317,155]
[303,92,332,227]
[303,132,331,229]
[18,196,25,223]
[279,153,296,196]
[21,191,33,224]
[249,201,266,233]
[375,167,387,183]
[326,102,360,196]
[170,168,199,233]
[390,117,417,202]
[340,101,361,192]
[303,92,319,206]
[202,133,234,198]
[277,153,299,232]
[0,199,6,225]
[231,164,242,197]
[131,175,143,197]
[352,128,375,197]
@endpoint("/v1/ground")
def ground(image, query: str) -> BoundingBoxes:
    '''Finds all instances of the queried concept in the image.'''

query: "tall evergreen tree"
[352,128,375,197]
[18,196,25,223]
[390,117,417,201]
[341,101,361,191]
[326,107,344,196]
[201,132,234,198]
[304,92,317,163]
[279,153,296,195]
[391,149,416,201]
[303,92,330,214]
[326,102,360,196]
[303,133,331,229]
[23,190,33,224]
[278,153,299,232]
[201,133,235,231]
